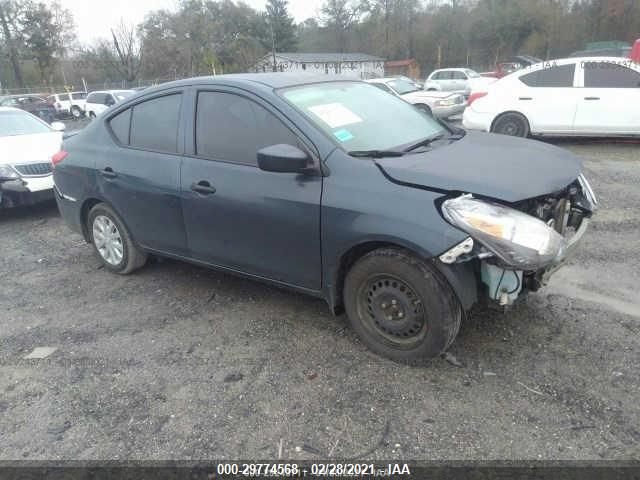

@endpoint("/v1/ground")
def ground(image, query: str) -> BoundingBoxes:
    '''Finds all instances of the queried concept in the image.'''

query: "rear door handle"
[191,180,216,195]
[101,167,117,179]
[584,97,600,100]
[518,97,533,100]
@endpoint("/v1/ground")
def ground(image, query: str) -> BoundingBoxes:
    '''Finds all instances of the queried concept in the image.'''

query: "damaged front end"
[438,174,597,307]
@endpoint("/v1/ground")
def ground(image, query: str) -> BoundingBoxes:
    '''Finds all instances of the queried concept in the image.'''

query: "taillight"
[468,92,488,106]
[51,150,68,168]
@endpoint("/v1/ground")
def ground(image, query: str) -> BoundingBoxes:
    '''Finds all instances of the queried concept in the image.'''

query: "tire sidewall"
[88,204,130,273]
[344,250,459,363]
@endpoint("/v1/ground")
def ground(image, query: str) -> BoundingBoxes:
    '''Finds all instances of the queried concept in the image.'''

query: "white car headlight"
[441,195,565,271]
[0,165,19,180]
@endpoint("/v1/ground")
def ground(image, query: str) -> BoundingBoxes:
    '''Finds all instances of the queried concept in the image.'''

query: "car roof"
[138,73,355,95]
[0,106,26,112]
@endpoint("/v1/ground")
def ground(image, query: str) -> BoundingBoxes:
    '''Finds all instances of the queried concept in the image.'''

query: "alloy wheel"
[92,215,124,266]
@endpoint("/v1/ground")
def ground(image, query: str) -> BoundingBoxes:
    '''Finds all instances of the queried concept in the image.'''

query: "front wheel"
[491,112,530,137]
[88,203,147,274]
[343,248,462,365]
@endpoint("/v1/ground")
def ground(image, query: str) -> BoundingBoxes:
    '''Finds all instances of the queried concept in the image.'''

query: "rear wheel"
[491,112,530,137]
[343,248,462,365]
[88,203,147,274]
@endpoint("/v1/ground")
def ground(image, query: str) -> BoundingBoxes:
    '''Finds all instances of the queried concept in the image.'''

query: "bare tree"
[101,20,143,82]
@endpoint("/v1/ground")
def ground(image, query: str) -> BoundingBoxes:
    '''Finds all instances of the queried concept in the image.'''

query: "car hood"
[0,132,62,165]
[375,131,582,203]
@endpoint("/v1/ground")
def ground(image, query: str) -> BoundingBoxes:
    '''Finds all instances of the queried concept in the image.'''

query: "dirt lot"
[0,139,638,461]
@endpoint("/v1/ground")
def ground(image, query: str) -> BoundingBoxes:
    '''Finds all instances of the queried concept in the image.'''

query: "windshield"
[387,79,420,95]
[0,111,51,136]
[281,82,445,152]
[465,69,480,78]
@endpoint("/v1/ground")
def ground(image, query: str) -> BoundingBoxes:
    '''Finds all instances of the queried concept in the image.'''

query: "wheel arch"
[79,197,135,246]
[328,238,476,315]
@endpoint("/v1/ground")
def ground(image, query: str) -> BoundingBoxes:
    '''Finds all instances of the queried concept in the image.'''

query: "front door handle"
[519,97,533,101]
[191,180,216,195]
[584,97,600,100]
[101,167,117,179]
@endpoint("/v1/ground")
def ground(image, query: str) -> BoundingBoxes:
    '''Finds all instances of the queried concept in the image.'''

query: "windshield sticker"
[308,103,363,128]
[333,129,354,142]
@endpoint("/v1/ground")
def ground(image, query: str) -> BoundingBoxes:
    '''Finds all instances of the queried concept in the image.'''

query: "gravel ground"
[0,138,638,461]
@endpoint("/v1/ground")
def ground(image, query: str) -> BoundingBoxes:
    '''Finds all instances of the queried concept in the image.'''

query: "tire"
[87,203,147,274]
[343,248,462,365]
[415,103,433,116]
[71,106,83,119]
[491,112,530,138]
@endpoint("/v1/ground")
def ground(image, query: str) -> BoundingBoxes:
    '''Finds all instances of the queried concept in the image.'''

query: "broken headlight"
[441,195,565,271]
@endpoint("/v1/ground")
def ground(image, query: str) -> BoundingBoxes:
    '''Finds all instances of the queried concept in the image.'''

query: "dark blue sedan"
[52,74,596,364]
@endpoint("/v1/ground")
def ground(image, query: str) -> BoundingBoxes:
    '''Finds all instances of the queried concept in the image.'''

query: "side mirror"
[257,144,311,173]
[50,121,66,132]
[105,98,115,106]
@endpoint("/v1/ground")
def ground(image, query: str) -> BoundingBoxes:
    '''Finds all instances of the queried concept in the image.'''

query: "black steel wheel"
[491,112,530,137]
[344,248,462,364]
[358,274,428,348]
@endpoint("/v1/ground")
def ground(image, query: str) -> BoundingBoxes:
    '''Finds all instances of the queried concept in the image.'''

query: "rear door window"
[129,94,182,153]
[519,64,575,87]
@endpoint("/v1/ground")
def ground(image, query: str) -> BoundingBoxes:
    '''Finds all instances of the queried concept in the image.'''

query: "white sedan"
[463,57,640,137]
[0,107,65,208]
[367,77,466,119]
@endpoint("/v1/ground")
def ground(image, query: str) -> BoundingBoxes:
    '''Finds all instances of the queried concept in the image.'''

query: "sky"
[58,0,325,45]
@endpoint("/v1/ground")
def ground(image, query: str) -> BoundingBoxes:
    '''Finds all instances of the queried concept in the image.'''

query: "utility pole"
[270,17,277,72]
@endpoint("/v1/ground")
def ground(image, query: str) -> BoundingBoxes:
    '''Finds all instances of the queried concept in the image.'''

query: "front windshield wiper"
[348,150,406,158]
[403,134,446,152]
[403,129,466,152]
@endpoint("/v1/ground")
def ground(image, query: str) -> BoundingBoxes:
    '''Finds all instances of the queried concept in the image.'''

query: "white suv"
[47,92,87,118]
[84,90,135,118]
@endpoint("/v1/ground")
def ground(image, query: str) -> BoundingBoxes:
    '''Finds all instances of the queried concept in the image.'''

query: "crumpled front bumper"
[540,217,590,284]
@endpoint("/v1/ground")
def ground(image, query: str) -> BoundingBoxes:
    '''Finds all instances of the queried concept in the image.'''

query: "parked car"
[0,107,65,208]
[367,77,466,118]
[463,56,640,137]
[84,90,135,118]
[47,92,88,119]
[0,95,56,123]
[424,68,496,96]
[480,56,542,79]
[53,74,595,364]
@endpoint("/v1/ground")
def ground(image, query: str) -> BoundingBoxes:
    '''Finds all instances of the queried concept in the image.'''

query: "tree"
[262,0,297,52]
[320,0,363,52]
[100,21,142,82]
[0,0,25,87]
[20,1,75,84]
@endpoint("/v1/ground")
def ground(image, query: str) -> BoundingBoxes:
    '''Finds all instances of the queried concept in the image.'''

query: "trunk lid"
[375,131,582,203]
